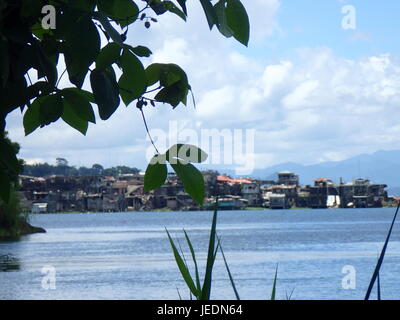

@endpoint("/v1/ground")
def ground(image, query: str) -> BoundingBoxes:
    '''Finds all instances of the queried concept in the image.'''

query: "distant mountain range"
[233,150,400,195]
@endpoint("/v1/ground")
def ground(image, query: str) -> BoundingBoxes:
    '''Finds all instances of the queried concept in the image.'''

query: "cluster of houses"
[17,171,389,213]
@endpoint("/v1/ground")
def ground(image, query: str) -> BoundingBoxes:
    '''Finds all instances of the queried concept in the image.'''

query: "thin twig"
[144,86,162,95]
[139,107,159,154]
[26,73,33,86]
[56,68,67,88]
[138,5,150,14]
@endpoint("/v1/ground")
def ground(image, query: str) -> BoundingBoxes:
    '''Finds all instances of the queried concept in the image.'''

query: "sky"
[6,0,400,174]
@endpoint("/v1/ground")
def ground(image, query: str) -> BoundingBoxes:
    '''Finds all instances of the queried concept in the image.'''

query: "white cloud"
[282,80,320,109]
[261,61,293,98]
[6,1,400,174]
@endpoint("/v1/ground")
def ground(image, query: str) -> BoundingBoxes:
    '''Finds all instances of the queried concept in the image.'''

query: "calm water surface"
[1,208,400,300]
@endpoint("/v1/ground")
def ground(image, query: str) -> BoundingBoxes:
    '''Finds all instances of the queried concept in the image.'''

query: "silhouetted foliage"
[0,0,250,204]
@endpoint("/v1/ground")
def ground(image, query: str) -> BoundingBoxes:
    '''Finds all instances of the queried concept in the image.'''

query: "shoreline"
[25,205,396,215]
[0,221,46,240]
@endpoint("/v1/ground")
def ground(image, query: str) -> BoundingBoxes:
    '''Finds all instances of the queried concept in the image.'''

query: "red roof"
[217,175,252,184]
[112,181,128,189]
[315,178,329,182]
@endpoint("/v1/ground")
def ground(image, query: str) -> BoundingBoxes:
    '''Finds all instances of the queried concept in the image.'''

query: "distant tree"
[78,166,94,176]
[116,165,140,175]
[0,132,27,237]
[0,132,24,200]
[92,163,104,176]
[23,161,140,177]
[23,162,52,176]
[56,158,69,167]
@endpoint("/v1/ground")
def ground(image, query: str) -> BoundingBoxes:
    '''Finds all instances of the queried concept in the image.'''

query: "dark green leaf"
[154,82,188,108]
[176,0,187,15]
[144,154,168,192]
[164,1,186,21]
[31,21,53,40]
[160,64,188,87]
[23,98,41,135]
[214,0,234,38]
[62,99,89,135]
[149,0,168,15]
[78,89,96,103]
[20,0,43,18]
[170,160,205,205]
[166,144,208,163]
[35,42,58,87]
[61,88,96,123]
[16,45,36,77]
[0,76,34,114]
[38,93,64,125]
[145,63,163,87]
[96,42,121,70]
[129,45,152,58]
[145,63,188,87]
[64,16,101,88]
[98,0,139,27]
[226,0,250,46]
[118,49,147,106]
[3,20,31,44]
[32,81,52,95]
[69,0,97,12]
[94,12,124,44]
[199,0,218,29]
[90,68,120,120]
[145,64,190,106]
[0,39,9,87]
[154,84,181,107]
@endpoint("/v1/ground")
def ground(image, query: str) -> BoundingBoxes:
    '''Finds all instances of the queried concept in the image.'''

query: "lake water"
[1,208,400,300]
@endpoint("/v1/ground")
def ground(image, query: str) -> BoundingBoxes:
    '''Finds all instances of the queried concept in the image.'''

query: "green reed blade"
[183,229,201,293]
[218,236,240,300]
[270,265,278,300]
[200,202,218,300]
[166,228,199,297]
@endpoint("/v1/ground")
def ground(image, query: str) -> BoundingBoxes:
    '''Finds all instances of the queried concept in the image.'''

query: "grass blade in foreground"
[377,272,381,300]
[286,288,295,300]
[200,203,218,300]
[184,229,201,293]
[365,201,400,300]
[166,228,199,297]
[218,236,240,300]
[270,265,278,300]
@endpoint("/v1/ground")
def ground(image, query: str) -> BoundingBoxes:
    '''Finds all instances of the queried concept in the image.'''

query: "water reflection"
[0,254,20,272]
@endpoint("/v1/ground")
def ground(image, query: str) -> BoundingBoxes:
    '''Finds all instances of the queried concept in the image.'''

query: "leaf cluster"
[0,0,250,203]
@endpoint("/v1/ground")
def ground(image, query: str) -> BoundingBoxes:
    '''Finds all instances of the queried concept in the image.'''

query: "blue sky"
[7,0,400,173]
[252,0,400,59]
